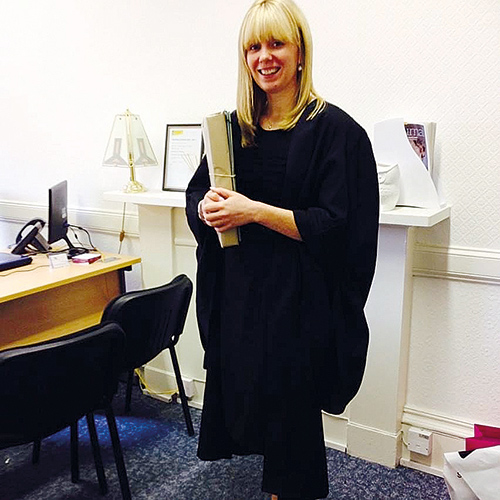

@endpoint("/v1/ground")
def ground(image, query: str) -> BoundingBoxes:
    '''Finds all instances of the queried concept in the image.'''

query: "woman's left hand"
[202,187,257,232]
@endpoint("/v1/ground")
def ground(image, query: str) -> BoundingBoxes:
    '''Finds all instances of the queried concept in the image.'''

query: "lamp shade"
[103,109,158,193]
[103,110,158,167]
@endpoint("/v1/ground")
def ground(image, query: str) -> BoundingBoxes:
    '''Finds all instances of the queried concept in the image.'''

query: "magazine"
[404,121,436,172]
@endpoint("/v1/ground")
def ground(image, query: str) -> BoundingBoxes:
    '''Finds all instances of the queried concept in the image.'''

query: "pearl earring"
[298,64,303,72]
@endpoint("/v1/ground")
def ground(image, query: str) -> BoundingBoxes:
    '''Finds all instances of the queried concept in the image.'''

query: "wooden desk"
[0,253,140,350]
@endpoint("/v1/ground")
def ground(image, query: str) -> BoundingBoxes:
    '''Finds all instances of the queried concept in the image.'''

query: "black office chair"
[0,322,131,499]
[101,274,195,436]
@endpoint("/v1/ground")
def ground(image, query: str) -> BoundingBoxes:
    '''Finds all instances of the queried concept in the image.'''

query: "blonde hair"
[237,0,325,147]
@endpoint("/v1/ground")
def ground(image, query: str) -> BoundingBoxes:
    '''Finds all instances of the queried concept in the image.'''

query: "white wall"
[1,0,499,473]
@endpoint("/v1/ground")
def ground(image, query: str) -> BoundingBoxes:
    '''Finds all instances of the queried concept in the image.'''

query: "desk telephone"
[11,219,51,255]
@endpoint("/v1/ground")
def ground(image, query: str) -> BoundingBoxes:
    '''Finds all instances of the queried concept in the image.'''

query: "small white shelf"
[103,190,186,208]
[380,205,451,227]
[104,190,451,228]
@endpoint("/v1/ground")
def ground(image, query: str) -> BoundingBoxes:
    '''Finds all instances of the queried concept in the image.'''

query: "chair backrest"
[0,321,125,449]
[100,274,193,371]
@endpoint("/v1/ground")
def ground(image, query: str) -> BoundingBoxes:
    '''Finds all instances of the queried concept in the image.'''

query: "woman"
[185,0,379,498]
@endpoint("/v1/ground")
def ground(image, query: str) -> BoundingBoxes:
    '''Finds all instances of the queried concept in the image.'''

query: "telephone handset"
[11,219,51,255]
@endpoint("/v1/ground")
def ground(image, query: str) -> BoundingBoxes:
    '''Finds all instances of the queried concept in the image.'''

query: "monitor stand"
[32,233,50,253]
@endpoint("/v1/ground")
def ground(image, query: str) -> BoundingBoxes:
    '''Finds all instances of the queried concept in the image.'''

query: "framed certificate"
[162,124,203,191]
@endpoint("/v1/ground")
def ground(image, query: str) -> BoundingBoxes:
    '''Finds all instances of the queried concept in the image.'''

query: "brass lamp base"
[123,179,147,193]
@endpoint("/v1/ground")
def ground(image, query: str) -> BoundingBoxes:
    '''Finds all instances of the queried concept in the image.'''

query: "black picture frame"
[162,124,203,191]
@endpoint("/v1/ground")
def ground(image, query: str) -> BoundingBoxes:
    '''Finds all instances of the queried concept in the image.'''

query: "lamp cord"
[118,202,126,254]
[134,368,178,398]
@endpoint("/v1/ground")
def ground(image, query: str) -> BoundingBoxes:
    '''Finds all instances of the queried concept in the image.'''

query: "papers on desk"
[71,253,102,264]
[48,252,101,268]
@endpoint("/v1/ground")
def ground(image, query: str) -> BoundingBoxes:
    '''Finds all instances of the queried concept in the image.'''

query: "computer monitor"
[48,180,79,255]
[48,181,89,257]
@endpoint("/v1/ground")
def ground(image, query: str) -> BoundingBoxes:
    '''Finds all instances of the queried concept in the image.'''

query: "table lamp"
[103,109,158,193]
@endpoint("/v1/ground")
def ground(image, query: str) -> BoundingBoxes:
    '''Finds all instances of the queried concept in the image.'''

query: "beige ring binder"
[201,111,240,248]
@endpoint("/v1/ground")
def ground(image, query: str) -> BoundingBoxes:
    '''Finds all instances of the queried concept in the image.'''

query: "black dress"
[197,128,328,498]
[186,102,379,500]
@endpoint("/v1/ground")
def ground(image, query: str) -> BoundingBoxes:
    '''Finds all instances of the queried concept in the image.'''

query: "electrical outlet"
[407,427,433,456]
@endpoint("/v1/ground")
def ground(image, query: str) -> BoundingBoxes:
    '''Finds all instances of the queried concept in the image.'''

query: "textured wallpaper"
[409,277,500,423]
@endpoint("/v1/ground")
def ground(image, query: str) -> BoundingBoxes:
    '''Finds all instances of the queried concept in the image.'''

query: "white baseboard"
[322,405,471,474]
[400,457,444,478]
[346,421,402,468]
[323,439,346,453]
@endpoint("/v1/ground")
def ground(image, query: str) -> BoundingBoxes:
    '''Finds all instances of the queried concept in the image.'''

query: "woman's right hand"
[198,190,223,224]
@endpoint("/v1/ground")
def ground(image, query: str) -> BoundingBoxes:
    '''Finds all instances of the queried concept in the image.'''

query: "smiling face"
[239,1,304,103]
[237,0,317,145]
[245,38,300,98]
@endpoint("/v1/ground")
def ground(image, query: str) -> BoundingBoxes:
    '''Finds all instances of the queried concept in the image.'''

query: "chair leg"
[70,421,79,483]
[125,369,134,413]
[170,346,195,436]
[105,405,131,500]
[32,439,41,465]
[86,413,108,495]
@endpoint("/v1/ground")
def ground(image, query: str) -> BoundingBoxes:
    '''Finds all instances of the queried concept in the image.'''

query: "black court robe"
[186,102,379,417]
[186,102,379,498]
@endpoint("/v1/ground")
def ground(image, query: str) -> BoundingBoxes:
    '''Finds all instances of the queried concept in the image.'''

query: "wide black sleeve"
[334,129,379,413]
[344,128,379,304]
[185,157,222,352]
[185,156,210,246]
[293,124,379,305]
[293,120,379,414]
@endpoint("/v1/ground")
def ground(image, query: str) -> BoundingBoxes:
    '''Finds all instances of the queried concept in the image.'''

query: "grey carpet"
[0,384,450,499]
